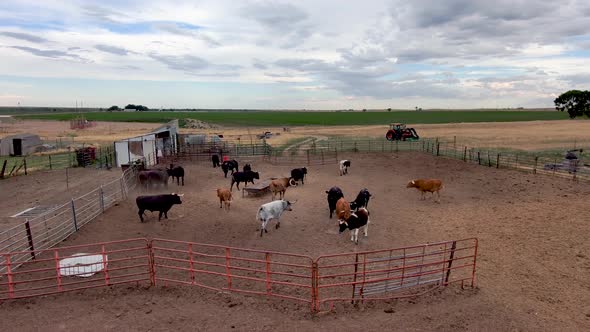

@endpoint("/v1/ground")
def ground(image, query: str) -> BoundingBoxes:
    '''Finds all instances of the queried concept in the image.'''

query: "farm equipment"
[543,149,589,173]
[257,131,273,139]
[385,123,419,141]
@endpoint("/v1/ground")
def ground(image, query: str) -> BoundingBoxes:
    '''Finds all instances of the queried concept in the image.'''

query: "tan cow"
[270,177,296,200]
[335,197,351,221]
[406,179,443,203]
[217,188,233,211]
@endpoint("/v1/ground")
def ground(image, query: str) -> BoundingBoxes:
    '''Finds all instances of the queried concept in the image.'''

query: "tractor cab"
[386,123,419,141]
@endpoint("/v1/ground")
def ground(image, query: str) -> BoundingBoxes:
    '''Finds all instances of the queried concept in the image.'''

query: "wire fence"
[0,165,140,274]
[0,146,115,178]
[285,137,590,182]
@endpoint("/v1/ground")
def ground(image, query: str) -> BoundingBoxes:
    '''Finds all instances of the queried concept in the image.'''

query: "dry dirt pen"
[1,150,589,330]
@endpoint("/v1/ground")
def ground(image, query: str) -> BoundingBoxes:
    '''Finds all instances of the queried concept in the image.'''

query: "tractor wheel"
[386,130,395,141]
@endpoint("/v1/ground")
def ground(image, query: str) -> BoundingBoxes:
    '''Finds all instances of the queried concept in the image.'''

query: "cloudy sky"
[0,0,589,109]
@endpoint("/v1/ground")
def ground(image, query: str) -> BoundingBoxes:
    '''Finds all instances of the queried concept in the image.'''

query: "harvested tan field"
[1,118,589,151]
[183,120,590,150]
[0,119,160,145]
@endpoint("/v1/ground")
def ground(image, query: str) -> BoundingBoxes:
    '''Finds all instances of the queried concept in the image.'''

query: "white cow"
[256,200,295,237]
[339,159,351,176]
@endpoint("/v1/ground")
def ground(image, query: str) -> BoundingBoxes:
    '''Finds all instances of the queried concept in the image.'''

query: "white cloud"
[0,0,589,108]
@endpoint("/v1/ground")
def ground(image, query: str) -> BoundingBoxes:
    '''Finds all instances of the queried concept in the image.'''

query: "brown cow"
[335,197,351,221]
[269,177,296,200]
[406,179,443,203]
[217,188,232,211]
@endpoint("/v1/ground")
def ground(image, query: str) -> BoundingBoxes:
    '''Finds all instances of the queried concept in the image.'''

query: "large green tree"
[554,90,590,118]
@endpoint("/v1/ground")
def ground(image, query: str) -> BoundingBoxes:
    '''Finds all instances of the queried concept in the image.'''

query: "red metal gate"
[0,238,477,312]
[150,239,315,310]
[314,238,478,311]
[0,238,151,300]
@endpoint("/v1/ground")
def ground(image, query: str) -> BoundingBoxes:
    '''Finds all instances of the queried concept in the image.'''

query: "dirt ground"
[0,167,122,228]
[0,119,160,145]
[1,152,589,331]
[185,120,590,150]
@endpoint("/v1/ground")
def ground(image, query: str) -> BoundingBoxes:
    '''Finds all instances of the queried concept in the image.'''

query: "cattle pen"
[0,137,588,330]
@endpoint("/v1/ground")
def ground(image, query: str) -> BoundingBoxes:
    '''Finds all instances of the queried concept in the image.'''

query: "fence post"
[533,156,538,174]
[436,143,440,156]
[444,241,457,285]
[354,141,357,152]
[49,155,52,170]
[0,159,6,178]
[311,261,318,313]
[5,255,14,298]
[487,151,491,167]
[306,150,310,166]
[463,147,467,162]
[396,140,399,153]
[351,253,359,304]
[422,140,425,151]
[515,154,519,169]
[477,152,481,165]
[334,147,338,161]
[496,154,500,169]
[99,185,105,213]
[71,199,78,231]
[25,219,35,260]
[102,245,110,286]
[23,158,27,175]
[54,251,63,292]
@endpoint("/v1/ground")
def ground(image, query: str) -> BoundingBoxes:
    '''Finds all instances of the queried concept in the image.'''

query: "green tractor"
[385,123,420,141]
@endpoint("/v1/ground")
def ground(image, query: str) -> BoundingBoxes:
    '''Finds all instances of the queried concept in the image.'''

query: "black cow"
[136,194,183,222]
[167,164,185,186]
[221,160,239,178]
[243,164,252,172]
[350,188,372,211]
[290,167,307,185]
[212,154,220,168]
[138,170,169,190]
[231,171,260,191]
[339,208,370,245]
[325,186,344,219]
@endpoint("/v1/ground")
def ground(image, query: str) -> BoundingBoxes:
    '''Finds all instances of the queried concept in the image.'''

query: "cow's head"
[406,180,417,188]
[170,193,184,204]
[284,200,295,211]
[302,167,307,174]
[350,202,357,210]
[338,220,348,233]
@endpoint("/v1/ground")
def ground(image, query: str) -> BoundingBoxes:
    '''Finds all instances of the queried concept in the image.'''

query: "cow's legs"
[364,222,369,237]
[275,218,280,229]
[164,211,168,219]
[260,219,269,237]
[219,198,223,208]
[158,211,163,221]
[436,191,441,203]
[138,209,145,222]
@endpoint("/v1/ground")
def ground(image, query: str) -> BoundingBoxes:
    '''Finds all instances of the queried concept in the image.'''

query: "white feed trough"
[59,253,108,277]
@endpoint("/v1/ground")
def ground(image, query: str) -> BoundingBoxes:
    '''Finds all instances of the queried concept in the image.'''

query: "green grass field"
[15,110,571,126]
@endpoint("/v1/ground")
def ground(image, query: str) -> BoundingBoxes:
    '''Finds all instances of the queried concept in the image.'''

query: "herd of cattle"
[133,157,444,245]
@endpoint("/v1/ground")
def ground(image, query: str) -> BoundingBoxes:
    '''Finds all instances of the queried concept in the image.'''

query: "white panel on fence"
[59,253,107,277]
[114,141,129,167]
